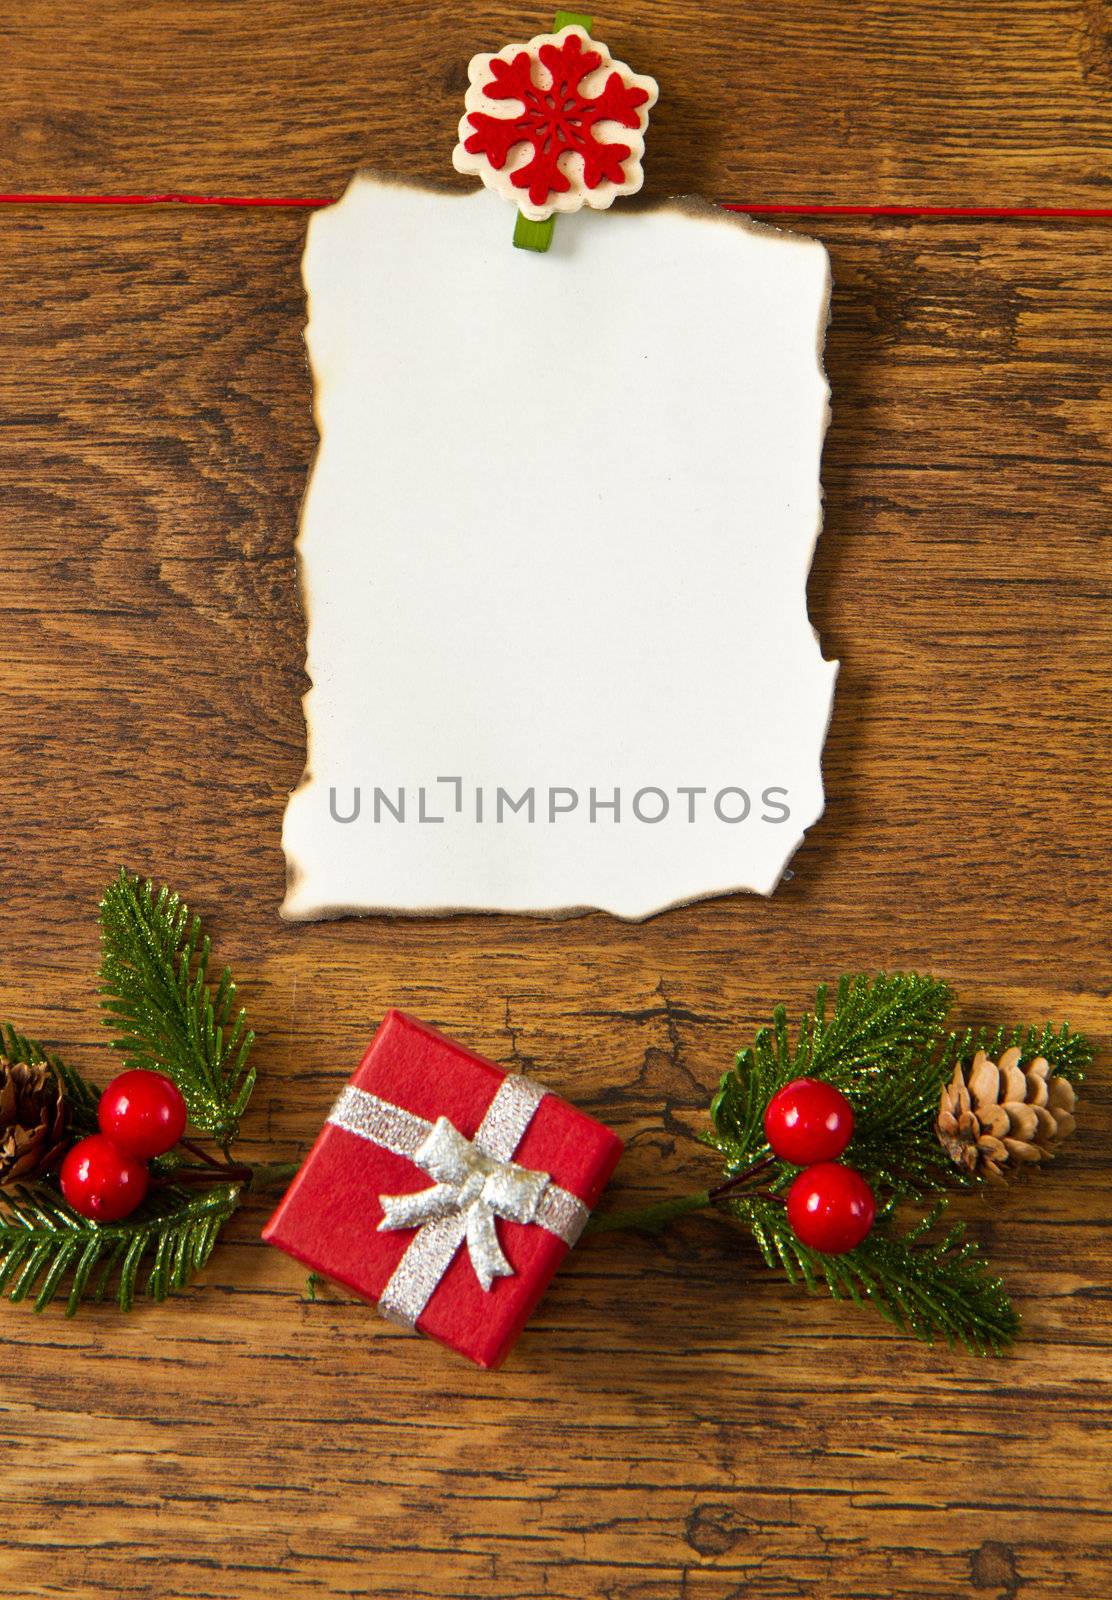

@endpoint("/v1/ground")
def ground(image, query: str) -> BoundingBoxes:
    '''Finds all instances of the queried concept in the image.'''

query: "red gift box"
[263,1010,623,1368]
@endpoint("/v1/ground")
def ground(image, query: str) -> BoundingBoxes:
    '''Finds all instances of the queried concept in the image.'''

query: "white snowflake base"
[451,26,658,223]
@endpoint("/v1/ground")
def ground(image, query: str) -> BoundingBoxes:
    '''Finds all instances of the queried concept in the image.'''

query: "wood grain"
[0,5,1110,1598]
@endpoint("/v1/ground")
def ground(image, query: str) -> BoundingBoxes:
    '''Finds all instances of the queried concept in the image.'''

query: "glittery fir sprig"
[588,974,1091,1354]
[0,873,297,1315]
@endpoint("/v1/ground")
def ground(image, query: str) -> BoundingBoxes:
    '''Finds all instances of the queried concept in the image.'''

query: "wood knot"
[442,60,469,96]
[684,1502,748,1557]
[970,1540,1019,1595]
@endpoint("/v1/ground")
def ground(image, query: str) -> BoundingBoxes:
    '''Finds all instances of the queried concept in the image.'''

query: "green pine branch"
[0,1181,242,1316]
[0,1022,101,1135]
[945,1019,1091,1087]
[707,974,953,1197]
[706,976,1092,1207]
[642,972,1095,1351]
[98,870,256,1149]
[737,1194,1019,1355]
[0,873,292,1319]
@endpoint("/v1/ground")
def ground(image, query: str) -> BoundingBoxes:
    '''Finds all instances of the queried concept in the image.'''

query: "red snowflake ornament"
[452,26,658,223]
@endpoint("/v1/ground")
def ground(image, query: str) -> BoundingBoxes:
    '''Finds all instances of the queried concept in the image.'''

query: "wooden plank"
[0,2,1110,203]
[0,6,1110,1596]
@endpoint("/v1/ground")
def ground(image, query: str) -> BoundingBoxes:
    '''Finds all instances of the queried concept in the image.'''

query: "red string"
[0,192,1110,218]
[0,192,331,208]
[724,202,1112,219]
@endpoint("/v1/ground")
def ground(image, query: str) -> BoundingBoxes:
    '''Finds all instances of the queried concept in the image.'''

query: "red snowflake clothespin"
[451,16,658,252]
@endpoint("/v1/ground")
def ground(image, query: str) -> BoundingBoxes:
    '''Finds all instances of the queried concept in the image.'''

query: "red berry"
[786,1162,876,1255]
[764,1077,854,1165]
[60,1134,149,1222]
[98,1069,187,1159]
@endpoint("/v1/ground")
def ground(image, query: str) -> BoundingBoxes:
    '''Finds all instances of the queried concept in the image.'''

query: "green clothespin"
[513,12,594,253]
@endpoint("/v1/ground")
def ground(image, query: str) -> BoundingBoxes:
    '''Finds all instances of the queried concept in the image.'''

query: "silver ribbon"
[327,1075,589,1328]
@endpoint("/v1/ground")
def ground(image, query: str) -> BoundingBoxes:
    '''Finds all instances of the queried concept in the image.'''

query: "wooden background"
[1,3,1110,1597]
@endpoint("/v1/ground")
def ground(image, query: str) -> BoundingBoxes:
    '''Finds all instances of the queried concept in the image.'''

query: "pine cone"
[0,1058,69,1186]
[937,1047,1078,1183]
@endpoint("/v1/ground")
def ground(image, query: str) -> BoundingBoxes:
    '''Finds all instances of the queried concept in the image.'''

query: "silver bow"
[378,1115,551,1291]
[326,1078,589,1329]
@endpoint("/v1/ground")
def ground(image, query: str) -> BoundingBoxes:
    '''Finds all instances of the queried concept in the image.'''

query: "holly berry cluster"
[763,1076,876,1254]
[59,1069,187,1222]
